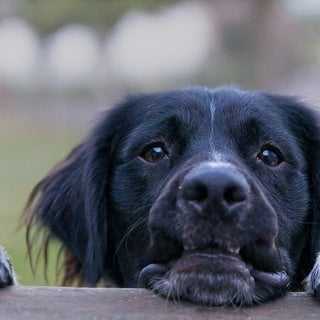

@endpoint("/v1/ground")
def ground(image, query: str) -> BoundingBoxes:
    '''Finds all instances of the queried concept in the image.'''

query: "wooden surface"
[0,287,319,320]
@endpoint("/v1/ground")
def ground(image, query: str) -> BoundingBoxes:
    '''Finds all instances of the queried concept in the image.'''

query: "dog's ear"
[267,94,320,297]
[304,111,320,298]
[24,106,125,286]
[302,108,320,298]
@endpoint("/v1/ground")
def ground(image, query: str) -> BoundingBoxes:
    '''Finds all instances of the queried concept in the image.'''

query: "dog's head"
[25,87,320,306]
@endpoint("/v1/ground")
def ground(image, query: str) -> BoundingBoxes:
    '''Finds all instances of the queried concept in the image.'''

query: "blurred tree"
[5,0,319,89]
[23,0,180,34]
[201,0,308,88]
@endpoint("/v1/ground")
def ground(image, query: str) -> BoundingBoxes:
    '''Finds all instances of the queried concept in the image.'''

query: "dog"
[2,87,320,306]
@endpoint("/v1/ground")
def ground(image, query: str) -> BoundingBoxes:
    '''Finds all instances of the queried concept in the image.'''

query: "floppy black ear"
[267,94,320,296]
[304,118,320,298]
[25,109,122,286]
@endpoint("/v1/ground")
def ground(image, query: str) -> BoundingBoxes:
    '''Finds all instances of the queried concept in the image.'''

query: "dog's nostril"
[223,186,247,205]
[183,184,208,202]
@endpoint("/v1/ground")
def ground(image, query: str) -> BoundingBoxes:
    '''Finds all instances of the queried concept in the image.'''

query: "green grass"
[0,119,82,285]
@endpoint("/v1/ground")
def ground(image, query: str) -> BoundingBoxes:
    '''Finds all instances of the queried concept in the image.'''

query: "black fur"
[22,87,320,305]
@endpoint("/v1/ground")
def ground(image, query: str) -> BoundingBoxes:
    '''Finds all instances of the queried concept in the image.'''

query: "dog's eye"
[257,148,283,167]
[141,144,168,163]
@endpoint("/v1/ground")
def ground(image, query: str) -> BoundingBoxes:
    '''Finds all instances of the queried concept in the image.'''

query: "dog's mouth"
[138,246,289,306]
[139,164,290,306]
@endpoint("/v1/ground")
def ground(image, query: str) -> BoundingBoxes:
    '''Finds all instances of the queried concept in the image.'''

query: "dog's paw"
[0,246,16,288]
[305,254,320,299]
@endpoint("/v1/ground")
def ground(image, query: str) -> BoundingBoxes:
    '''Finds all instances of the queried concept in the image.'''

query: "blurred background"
[1,0,320,286]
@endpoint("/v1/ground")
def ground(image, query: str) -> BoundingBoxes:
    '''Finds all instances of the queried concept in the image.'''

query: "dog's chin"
[138,249,289,306]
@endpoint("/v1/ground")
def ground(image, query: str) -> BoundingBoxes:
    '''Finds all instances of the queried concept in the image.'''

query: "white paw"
[305,253,320,299]
[0,246,17,287]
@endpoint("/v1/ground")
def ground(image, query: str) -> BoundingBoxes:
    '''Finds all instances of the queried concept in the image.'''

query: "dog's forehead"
[117,88,297,160]
[132,87,281,133]
[118,87,297,163]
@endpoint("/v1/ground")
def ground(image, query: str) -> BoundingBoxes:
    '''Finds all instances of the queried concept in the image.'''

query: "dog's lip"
[181,247,241,258]
[138,247,289,289]
[183,244,241,255]
[137,263,168,288]
[179,248,290,287]
[251,269,289,287]
[171,247,246,275]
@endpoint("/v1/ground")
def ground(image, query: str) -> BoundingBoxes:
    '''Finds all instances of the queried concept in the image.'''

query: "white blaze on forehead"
[210,101,216,119]
[210,152,223,162]
[209,100,216,133]
[209,100,217,156]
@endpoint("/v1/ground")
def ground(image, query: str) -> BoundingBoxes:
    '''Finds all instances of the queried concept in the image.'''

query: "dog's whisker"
[113,215,148,264]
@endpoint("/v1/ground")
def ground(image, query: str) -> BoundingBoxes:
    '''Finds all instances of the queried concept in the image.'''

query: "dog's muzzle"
[139,163,290,306]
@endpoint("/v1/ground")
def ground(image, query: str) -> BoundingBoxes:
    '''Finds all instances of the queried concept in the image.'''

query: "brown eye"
[141,145,168,163]
[257,148,282,167]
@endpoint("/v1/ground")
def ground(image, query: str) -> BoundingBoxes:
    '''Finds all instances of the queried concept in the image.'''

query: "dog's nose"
[181,164,250,217]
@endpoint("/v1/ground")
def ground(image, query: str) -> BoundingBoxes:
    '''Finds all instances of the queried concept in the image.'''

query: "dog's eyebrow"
[119,108,207,162]
[118,118,182,160]
[223,115,302,168]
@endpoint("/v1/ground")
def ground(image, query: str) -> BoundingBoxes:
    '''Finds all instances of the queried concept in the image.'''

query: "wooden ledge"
[0,287,319,320]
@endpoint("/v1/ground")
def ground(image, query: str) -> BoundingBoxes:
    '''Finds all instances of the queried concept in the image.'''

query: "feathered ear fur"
[267,94,320,297]
[304,126,320,298]
[24,109,122,286]
[295,104,320,299]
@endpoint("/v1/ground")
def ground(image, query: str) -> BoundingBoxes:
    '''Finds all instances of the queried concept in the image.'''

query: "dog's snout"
[181,164,250,217]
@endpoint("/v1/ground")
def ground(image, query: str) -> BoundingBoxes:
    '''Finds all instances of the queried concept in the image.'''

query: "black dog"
[3,87,320,306]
